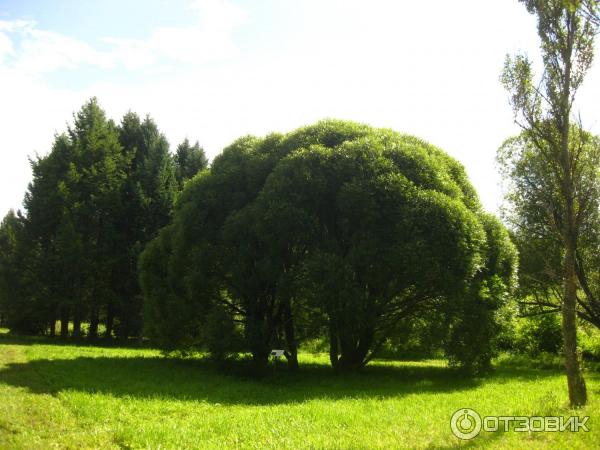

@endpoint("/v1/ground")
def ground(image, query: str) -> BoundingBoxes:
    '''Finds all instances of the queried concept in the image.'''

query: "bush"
[445,301,499,374]
[203,303,242,362]
[514,314,562,356]
[378,316,446,360]
[579,323,600,361]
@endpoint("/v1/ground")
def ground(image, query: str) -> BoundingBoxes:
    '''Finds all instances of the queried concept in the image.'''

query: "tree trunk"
[49,318,56,337]
[246,305,274,372]
[88,307,99,340]
[558,9,587,408]
[329,324,373,371]
[250,335,271,372]
[105,305,114,339]
[329,326,340,369]
[73,307,82,339]
[282,298,298,370]
[249,314,271,372]
[252,351,270,371]
[336,344,371,371]
[60,308,69,338]
[562,239,587,406]
[118,317,129,341]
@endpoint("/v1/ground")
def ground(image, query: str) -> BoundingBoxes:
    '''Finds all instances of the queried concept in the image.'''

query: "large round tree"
[140,120,516,371]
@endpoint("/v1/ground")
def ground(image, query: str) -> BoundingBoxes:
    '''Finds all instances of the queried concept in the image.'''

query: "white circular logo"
[451,408,482,440]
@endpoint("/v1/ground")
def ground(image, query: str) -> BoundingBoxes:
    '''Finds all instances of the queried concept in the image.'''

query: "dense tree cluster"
[0,102,518,373]
[140,120,517,372]
[0,99,207,339]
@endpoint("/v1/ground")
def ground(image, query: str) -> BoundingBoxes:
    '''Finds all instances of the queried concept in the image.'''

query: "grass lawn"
[0,331,598,449]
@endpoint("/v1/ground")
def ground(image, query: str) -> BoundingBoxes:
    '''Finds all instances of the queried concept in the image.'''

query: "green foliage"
[515,314,563,356]
[0,211,20,326]
[203,303,242,362]
[114,111,178,339]
[444,214,519,373]
[140,119,516,372]
[498,129,600,327]
[140,225,204,352]
[24,98,130,338]
[579,323,600,361]
[2,99,179,340]
[174,138,208,187]
[5,105,518,377]
[0,210,46,334]
[377,316,447,360]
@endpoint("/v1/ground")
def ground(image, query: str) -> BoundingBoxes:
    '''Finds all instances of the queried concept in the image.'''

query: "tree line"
[0,104,518,373]
[0,99,207,339]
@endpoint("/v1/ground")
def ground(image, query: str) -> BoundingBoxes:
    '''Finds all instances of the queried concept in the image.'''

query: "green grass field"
[0,331,598,449]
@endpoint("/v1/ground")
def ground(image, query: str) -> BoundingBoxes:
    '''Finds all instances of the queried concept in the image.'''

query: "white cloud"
[15,29,114,74]
[0,0,246,75]
[1,0,599,218]
[103,0,246,69]
[0,19,113,74]
[0,19,35,32]
[0,32,13,63]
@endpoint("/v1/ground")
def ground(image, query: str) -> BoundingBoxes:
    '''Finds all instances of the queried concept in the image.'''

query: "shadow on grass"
[0,349,560,407]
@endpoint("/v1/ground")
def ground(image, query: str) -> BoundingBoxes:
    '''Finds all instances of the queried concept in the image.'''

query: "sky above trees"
[1,0,599,215]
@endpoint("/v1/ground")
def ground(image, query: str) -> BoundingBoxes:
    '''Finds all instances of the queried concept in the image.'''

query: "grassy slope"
[0,333,598,449]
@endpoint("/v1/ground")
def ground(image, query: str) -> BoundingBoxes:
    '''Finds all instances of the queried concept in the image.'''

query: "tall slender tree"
[114,112,177,339]
[501,0,599,406]
[68,99,128,339]
[24,133,83,337]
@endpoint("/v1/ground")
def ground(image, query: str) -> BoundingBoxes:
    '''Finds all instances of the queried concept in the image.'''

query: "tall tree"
[114,112,177,339]
[67,99,128,339]
[0,210,37,333]
[22,99,128,338]
[174,138,208,187]
[501,0,600,406]
[24,133,83,337]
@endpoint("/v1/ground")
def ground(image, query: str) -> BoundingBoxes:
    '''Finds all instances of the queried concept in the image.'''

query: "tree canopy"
[140,120,517,372]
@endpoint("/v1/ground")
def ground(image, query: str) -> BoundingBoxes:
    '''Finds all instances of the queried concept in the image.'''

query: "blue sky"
[1,0,599,216]
[0,0,193,38]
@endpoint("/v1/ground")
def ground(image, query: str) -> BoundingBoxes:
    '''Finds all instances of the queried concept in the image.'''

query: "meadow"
[0,330,598,449]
